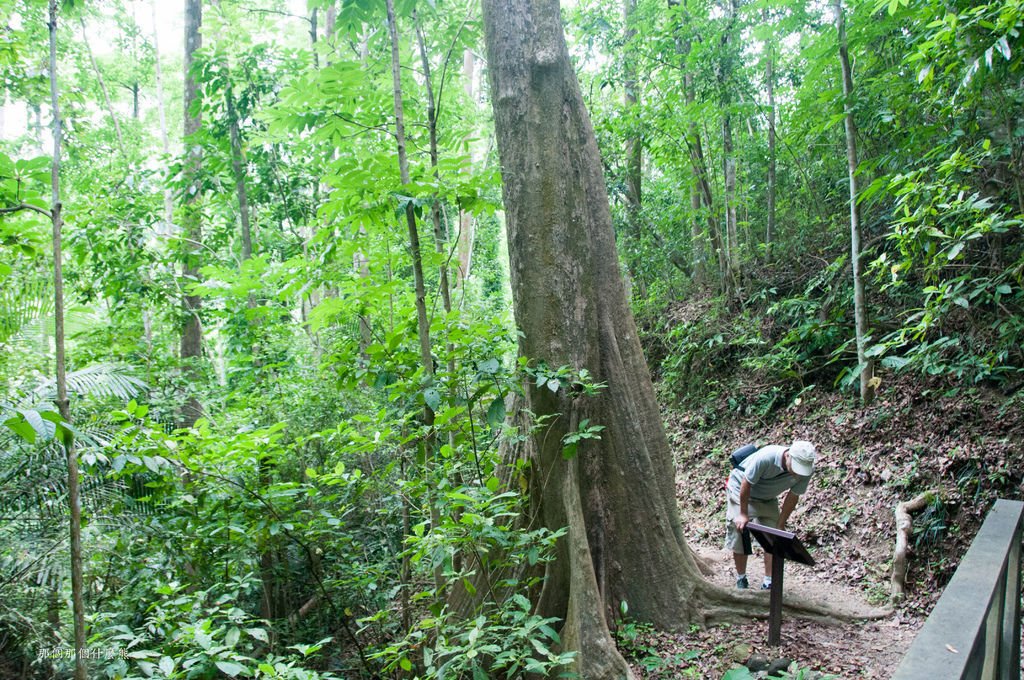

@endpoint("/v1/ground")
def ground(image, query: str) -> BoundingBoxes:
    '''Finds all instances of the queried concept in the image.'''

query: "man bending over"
[725,440,817,590]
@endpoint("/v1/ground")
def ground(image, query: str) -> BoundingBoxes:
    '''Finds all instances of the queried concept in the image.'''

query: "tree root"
[890,491,936,604]
[692,579,891,628]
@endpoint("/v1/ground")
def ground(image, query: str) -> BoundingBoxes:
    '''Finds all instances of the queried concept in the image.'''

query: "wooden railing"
[891,498,1024,680]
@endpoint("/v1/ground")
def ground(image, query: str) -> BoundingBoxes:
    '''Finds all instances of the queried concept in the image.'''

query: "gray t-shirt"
[726,445,810,502]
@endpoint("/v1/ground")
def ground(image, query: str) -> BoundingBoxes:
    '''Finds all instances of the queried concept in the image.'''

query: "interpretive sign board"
[745,523,816,646]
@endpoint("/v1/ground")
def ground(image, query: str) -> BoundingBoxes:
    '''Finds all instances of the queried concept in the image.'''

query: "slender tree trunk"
[415,13,456,593]
[455,49,477,288]
[720,0,740,301]
[414,16,453,319]
[723,115,738,291]
[835,0,875,405]
[310,7,319,70]
[385,0,436,631]
[224,75,252,262]
[673,0,715,286]
[179,0,204,427]
[48,5,85,679]
[151,0,174,233]
[385,0,433,388]
[622,0,642,239]
[765,18,777,263]
[677,2,706,284]
[80,17,126,161]
[325,2,337,39]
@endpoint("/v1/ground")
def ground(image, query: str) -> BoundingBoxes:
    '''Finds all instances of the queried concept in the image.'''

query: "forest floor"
[622,327,1024,677]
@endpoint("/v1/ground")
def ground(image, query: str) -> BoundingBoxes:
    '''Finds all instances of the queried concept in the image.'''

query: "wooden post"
[768,548,786,645]
[747,523,816,648]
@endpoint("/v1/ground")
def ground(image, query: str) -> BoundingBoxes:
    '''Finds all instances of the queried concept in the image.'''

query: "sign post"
[746,522,816,646]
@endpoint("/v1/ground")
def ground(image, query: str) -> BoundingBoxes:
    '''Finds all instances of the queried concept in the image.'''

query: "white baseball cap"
[788,440,817,476]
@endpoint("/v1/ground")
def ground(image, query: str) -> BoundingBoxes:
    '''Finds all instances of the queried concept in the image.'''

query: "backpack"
[729,443,758,469]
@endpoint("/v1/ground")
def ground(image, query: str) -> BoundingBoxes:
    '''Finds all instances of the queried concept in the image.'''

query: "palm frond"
[33,363,148,402]
[0,279,52,346]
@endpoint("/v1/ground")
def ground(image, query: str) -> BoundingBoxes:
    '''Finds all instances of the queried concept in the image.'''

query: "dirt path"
[622,541,921,678]
[691,544,919,677]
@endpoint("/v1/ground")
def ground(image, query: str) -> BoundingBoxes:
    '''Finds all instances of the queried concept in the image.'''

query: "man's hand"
[735,513,749,531]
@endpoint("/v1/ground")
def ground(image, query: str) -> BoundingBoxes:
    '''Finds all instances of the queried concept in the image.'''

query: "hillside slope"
[626,304,1024,677]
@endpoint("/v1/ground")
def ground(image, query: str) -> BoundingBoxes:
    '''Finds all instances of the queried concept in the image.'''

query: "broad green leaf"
[245,627,269,643]
[486,397,505,429]
[4,415,36,443]
[215,660,245,677]
[424,388,441,412]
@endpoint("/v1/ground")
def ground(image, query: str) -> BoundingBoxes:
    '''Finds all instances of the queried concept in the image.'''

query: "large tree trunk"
[47,5,85,678]
[482,2,710,676]
[179,0,203,428]
[835,0,875,405]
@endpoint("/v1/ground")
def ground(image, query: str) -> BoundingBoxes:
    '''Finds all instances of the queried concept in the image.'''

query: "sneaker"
[760,581,772,591]
[736,575,749,589]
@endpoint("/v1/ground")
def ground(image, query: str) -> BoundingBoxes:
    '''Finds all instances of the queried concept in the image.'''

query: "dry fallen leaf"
[945,644,959,653]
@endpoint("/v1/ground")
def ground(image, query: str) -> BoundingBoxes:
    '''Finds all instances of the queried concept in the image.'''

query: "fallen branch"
[891,491,936,604]
[287,595,320,626]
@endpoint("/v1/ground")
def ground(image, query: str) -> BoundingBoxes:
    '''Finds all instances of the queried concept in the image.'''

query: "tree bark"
[48,4,86,678]
[835,0,875,405]
[179,0,204,428]
[482,2,708,676]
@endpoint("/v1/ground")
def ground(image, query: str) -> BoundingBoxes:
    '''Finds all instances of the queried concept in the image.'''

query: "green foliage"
[613,604,702,678]
[2,0,1023,675]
